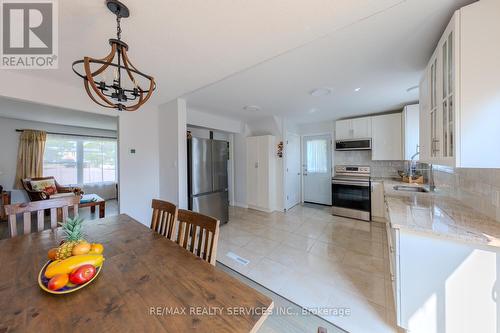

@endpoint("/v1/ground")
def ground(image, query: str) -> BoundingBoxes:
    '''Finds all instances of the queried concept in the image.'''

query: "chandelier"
[72,0,156,111]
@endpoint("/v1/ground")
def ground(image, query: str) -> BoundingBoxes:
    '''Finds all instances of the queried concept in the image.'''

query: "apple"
[69,264,96,285]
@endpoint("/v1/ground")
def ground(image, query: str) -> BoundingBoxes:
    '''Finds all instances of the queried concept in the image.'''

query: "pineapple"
[55,217,87,260]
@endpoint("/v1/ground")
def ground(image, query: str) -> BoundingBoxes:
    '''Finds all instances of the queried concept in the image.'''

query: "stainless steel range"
[332,165,371,221]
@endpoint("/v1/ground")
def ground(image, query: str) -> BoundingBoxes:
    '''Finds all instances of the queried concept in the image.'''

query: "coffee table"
[79,194,105,218]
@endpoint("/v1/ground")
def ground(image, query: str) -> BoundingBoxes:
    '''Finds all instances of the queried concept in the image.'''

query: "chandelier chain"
[116,14,122,41]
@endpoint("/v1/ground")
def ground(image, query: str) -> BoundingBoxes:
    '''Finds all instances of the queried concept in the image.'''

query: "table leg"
[91,206,96,214]
[99,202,105,218]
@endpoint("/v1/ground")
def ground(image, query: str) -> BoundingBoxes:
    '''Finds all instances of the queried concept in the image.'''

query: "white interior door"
[303,135,332,205]
[285,132,301,210]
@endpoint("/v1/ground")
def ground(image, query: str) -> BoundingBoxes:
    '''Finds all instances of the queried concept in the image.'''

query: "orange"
[47,248,58,260]
[89,243,104,255]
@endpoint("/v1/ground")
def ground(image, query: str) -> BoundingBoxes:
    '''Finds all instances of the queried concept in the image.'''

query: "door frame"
[284,131,301,211]
[300,132,333,205]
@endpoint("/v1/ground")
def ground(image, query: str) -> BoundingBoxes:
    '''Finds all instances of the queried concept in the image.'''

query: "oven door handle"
[332,180,370,187]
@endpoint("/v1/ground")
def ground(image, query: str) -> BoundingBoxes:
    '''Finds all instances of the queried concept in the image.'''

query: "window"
[306,139,328,173]
[43,135,117,185]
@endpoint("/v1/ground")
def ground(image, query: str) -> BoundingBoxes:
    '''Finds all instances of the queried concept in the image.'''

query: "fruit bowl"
[38,260,103,294]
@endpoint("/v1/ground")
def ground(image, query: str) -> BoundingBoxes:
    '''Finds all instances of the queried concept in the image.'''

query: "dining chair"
[175,209,220,266]
[150,199,178,238]
[4,196,80,238]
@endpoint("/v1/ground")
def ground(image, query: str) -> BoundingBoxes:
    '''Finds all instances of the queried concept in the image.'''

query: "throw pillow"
[30,179,58,195]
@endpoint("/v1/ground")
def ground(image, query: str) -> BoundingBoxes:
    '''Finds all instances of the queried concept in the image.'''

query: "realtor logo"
[1,0,58,68]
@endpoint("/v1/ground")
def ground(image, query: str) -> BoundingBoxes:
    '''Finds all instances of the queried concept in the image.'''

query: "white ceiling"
[0,0,475,124]
[184,0,476,123]
[0,0,412,113]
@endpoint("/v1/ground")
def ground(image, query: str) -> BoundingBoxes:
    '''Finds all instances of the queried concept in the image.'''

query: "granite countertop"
[377,178,500,248]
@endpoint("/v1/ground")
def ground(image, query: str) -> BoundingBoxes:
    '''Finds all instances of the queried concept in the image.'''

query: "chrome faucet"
[408,146,420,179]
[428,164,436,192]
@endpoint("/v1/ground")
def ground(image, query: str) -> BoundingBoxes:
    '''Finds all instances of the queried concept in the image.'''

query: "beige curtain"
[15,130,47,188]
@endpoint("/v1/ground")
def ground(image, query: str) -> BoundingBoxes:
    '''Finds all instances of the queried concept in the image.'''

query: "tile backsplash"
[334,151,500,222]
[433,166,500,222]
[335,151,405,178]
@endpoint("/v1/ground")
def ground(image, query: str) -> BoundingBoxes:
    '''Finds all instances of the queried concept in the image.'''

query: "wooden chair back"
[150,199,178,238]
[175,209,220,265]
[4,196,80,238]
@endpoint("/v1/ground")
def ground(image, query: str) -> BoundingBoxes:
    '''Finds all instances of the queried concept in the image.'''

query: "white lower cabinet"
[386,218,500,333]
[370,182,385,221]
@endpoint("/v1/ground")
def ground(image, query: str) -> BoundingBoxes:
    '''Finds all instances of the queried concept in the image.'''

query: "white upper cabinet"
[372,113,403,161]
[335,117,372,140]
[403,104,420,160]
[335,119,352,140]
[419,0,500,167]
[351,117,372,139]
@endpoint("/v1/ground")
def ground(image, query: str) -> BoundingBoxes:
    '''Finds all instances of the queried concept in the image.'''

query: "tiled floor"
[218,204,402,333]
[217,263,346,333]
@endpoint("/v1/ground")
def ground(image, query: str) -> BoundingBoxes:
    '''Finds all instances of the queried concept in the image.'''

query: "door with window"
[302,135,332,205]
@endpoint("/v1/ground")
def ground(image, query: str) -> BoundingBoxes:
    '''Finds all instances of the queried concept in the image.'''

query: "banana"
[45,254,104,279]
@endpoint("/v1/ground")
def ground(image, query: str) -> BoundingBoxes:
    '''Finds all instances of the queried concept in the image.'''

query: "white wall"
[187,107,243,134]
[233,128,249,208]
[0,116,116,203]
[158,99,188,209]
[118,106,160,225]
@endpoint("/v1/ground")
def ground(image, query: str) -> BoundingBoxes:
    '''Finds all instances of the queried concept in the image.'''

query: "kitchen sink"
[393,185,429,193]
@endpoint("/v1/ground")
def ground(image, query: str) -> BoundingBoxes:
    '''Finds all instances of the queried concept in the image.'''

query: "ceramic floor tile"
[292,220,328,239]
[241,236,281,256]
[246,258,292,291]
[341,266,387,307]
[222,205,398,333]
[218,243,264,276]
[255,226,291,242]
[279,233,317,251]
[342,250,386,277]
[308,240,346,263]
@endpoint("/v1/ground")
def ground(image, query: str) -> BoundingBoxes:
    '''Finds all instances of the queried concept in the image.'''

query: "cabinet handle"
[432,139,440,153]
[391,274,395,282]
[390,245,394,253]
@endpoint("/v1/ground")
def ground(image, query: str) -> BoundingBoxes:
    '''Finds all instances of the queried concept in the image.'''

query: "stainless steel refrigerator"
[187,138,229,224]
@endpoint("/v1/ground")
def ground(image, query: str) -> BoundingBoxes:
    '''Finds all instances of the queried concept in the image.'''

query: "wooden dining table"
[0,214,273,332]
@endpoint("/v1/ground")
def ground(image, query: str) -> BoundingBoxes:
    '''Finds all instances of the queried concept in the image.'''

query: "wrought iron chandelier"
[72,0,156,111]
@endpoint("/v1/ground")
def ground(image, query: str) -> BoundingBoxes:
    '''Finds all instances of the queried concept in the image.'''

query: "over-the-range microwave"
[335,139,372,151]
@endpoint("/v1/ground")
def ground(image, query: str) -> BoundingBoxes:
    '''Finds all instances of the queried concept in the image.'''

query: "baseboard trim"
[247,204,273,213]
[232,202,248,209]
